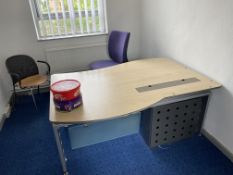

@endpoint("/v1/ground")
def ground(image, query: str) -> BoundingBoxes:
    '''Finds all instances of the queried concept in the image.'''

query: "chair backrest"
[5,55,39,84]
[108,30,130,63]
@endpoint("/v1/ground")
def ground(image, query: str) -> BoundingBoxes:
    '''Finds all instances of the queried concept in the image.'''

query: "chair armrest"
[9,72,22,87]
[37,60,51,75]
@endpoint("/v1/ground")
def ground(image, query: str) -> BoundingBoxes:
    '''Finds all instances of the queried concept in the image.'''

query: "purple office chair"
[89,30,130,70]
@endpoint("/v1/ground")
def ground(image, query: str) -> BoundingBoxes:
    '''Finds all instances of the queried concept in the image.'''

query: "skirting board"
[201,128,233,163]
[0,115,6,131]
[1,87,49,130]
[0,104,11,131]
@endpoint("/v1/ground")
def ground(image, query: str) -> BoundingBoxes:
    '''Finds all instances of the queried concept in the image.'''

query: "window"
[29,0,108,40]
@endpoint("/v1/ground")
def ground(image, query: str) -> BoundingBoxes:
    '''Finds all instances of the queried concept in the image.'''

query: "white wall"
[0,0,141,113]
[0,80,7,116]
[141,0,233,153]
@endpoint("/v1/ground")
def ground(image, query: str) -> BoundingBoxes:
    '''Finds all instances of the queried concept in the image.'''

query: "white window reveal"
[29,0,108,40]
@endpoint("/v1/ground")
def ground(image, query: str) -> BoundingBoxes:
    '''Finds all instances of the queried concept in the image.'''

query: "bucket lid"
[51,79,81,93]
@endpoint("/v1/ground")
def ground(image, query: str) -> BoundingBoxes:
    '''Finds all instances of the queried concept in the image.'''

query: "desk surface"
[49,58,221,124]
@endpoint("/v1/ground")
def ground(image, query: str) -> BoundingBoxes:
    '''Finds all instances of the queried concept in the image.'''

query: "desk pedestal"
[140,95,208,148]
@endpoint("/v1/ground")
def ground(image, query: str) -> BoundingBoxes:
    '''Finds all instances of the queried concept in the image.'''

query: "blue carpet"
[0,93,233,175]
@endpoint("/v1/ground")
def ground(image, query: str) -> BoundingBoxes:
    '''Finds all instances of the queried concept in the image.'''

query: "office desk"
[49,58,221,175]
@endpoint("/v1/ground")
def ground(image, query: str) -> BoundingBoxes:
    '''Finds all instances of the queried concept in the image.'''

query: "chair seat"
[90,60,119,70]
[20,74,48,88]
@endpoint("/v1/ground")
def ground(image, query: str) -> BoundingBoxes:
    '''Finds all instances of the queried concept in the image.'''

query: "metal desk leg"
[52,124,69,175]
[30,88,38,110]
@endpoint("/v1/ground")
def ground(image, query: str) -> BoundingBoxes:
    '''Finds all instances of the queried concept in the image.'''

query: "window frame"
[29,0,108,40]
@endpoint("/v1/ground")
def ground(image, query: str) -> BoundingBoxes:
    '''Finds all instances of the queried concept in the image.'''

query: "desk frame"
[52,90,211,175]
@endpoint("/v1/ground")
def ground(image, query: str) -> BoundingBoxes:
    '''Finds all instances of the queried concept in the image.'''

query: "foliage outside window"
[29,0,108,40]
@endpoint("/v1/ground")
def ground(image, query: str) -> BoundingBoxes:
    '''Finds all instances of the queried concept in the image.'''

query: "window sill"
[37,32,108,41]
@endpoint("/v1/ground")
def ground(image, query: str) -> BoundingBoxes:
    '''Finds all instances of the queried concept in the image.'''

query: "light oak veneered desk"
[50,58,221,175]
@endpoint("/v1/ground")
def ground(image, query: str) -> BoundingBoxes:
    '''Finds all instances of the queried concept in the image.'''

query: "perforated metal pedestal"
[140,95,208,148]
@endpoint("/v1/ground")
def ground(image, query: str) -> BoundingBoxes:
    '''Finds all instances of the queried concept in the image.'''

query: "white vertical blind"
[30,0,108,39]
[83,0,90,32]
[97,0,103,32]
[90,0,96,32]
[67,0,76,34]
[35,0,47,36]
[60,0,68,34]
[45,0,54,35]
[52,0,61,34]
[76,0,84,33]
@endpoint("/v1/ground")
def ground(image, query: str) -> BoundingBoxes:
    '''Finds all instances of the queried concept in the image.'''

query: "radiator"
[45,42,107,74]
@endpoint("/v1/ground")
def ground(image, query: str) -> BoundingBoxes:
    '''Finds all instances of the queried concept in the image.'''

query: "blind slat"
[60,0,68,34]
[77,0,84,33]
[45,0,54,35]
[67,0,76,34]
[90,0,96,32]
[83,0,90,32]
[97,0,104,32]
[53,0,61,34]
[35,0,47,36]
